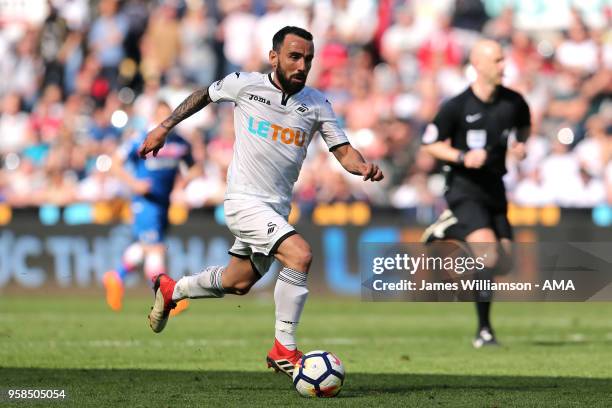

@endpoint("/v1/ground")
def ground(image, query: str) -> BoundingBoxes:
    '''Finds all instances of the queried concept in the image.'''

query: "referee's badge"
[466,129,487,149]
[422,124,438,144]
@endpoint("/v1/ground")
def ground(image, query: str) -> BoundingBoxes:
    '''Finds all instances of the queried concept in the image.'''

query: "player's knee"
[481,250,498,269]
[144,251,165,281]
[123,242,144,266]
[293,246,312,272]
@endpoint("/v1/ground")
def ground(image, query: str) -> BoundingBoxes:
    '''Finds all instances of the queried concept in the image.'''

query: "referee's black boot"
[420,209,457,243]
[472,327,499,349]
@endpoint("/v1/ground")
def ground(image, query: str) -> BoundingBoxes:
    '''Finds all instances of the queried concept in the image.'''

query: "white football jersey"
[208,71,349,208]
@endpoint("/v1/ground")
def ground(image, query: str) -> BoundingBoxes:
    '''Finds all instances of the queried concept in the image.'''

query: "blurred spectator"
[519,132,550,175]
[179,1,218,86]
[574,115,609,177]
[410,0,454,40]
[315,26,349,90]
[54,0,90,31]
[482,7,513,45]
[512,168,555,207]
[0,93,31,155]
[317,171,364,203]
[29,84,64,144]
[574,167,606,207]
[77,166,123,202]
[345,75,379,131]
[0,29,43,104]
[133,76,161,125]
[328,0,377,46]
[545,69,588,131]
[381,6,424,64]
[220,0,257,73]
[416,14,463,73]
[391,172,436,208]
[88,107,121,143]
[122,0,148,63]
[254,0,309,65]
[0,0,50,29]
[61,30,86,95]
[87,0,129,87]
[62,93,91,143]
[140,2,181,80]
[41,167,78,205]
[556,20,599,74]
[379,119,417,185]
[3,157,47,207]
[206,108,235,174]
[539,139,598,207]
[451,0,488,33]
[40,3,69,88]
[504,31,539,86]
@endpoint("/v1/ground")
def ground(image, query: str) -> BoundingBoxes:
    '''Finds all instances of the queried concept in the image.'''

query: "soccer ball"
[292,350,345,398]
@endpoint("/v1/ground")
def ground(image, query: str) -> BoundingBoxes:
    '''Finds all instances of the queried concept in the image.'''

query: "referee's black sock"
[475,267,494,331]
[476,301,491,330]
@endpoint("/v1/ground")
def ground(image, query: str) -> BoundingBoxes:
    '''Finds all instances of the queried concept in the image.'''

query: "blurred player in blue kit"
[103,101,200,313]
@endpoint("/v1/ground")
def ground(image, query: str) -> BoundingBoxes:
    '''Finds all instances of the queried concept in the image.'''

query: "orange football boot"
[103,270,124,312]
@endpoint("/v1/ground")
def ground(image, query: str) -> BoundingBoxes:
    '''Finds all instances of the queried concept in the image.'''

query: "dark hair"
[272,26,313,51]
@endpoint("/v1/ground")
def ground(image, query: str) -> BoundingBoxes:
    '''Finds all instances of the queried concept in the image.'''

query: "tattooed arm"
[138,88,212,159]
[159,88,212,130]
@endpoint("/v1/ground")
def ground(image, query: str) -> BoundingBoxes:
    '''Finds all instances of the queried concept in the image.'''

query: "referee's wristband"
[456,151,466,166]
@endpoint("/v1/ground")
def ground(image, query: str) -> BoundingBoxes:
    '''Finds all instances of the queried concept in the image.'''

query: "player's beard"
[276,64,305,94]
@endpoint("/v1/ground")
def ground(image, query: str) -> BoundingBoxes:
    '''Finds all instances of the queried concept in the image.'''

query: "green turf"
[0,295,611,407]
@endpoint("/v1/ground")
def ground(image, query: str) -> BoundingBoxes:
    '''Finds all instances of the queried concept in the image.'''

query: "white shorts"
[224,199,296,275]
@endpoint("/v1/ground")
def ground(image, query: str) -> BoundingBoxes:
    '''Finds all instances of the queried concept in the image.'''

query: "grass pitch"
[0,295,611,407]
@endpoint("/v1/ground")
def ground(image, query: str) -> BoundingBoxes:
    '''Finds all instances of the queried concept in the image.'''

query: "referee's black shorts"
[446,198,513,241]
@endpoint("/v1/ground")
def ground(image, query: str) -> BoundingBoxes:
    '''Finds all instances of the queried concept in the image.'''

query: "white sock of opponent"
[144,251,165,283]
[172,266,225,301]
[274,267,308,351]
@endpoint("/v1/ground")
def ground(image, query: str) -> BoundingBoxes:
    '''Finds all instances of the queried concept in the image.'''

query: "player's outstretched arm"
[138,88,213,159]
[332,144,384,182]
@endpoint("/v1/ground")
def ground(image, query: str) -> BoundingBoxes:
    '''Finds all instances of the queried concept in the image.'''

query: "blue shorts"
[131,200,169,244]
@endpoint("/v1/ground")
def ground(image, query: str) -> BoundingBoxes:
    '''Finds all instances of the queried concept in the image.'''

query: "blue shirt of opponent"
[120,131,195,207]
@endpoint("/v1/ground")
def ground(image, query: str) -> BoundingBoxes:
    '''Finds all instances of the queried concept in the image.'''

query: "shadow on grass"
[530,339,612,347]
[0,368,610,407]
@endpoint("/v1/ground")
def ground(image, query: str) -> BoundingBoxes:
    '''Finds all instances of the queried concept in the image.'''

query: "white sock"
[274,267,308,351]
[172,266,225,301]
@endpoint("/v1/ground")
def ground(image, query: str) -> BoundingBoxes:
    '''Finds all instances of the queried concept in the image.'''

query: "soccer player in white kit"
[139,26,384,377]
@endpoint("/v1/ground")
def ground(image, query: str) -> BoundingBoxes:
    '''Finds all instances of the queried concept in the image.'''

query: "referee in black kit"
[420,39,531,348]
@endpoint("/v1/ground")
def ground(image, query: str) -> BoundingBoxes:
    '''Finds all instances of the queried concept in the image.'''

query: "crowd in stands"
[0,0,610,216]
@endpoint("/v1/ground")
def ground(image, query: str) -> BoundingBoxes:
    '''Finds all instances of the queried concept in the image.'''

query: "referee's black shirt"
[422,85,531,204]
